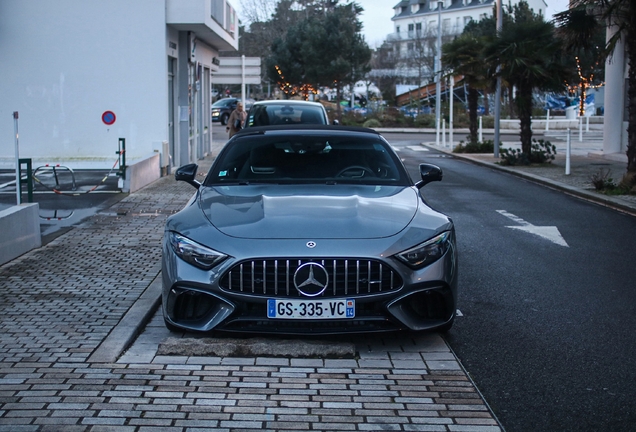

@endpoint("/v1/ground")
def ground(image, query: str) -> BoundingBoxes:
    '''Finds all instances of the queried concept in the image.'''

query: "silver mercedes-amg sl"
[162,125,457,334]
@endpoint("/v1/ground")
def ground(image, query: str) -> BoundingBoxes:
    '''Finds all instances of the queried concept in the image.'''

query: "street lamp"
[493,0,502,157]
[435,1,442,146]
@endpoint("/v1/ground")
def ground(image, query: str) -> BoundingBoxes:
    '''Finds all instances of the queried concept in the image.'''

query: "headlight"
[394,231,452,269]
[168,232,227,270]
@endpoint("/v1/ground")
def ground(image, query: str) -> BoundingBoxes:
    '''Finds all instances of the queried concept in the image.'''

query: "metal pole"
[566,128,571,175]
[545,109,550,131]
[493,0,502,158]
[241,55,246,108]
[13,111,21,205]
[442,118,446,148]
[586,115,590,132]
[579,116,583,142]
[435,1,442,146]
[449,75,454,149]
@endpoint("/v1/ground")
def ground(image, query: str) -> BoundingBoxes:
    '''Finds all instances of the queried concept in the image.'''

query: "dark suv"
[211,98,239,125]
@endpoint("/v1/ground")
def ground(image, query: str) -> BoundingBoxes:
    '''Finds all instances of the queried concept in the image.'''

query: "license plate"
[267,299,355,319]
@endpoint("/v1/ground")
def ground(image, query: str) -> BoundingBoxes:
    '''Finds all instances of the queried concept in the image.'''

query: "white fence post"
[566,128,571,176]
[478,116,483,143]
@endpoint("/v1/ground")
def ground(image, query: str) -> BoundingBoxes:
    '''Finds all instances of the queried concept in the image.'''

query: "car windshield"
[205,131,410,186]
[246,104,326,127]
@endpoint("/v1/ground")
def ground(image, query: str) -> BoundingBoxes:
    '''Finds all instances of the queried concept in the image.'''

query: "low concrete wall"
[499,116,604,130]
[120,154,161,193]
[0,203,41,266]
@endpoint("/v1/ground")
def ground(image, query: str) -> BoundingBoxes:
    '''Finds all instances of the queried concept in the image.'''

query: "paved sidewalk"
[0,142,503,431]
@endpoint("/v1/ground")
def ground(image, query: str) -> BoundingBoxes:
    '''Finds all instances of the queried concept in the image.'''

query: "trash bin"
[565,105,577,119]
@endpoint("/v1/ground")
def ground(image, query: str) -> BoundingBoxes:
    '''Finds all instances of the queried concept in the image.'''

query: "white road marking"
[496,210,569,247]
[456,309,463,317]
[407,145,430,151]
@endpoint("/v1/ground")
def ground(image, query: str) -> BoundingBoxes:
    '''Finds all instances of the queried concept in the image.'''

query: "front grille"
[219,258,403,298]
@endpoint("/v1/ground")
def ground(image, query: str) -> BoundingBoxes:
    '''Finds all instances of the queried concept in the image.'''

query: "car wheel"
[221,113,230,125]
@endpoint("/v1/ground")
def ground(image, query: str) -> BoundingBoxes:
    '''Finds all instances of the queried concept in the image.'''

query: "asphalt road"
[390,139,636,432]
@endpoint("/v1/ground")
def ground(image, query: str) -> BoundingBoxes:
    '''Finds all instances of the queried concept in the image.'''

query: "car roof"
[250,100,325,107]
[233,124,380,136]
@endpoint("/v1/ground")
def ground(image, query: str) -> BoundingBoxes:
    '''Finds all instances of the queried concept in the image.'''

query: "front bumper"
[162,246,457,335]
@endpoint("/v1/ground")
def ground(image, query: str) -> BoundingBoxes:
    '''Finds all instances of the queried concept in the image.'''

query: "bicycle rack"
[33,164,77,191]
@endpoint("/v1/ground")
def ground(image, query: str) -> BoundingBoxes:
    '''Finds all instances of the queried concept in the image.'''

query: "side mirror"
[175,164,201,189]
[415,163,442,189]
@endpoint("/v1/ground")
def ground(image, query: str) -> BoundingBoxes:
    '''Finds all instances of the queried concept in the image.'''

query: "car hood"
[199,184,423,239]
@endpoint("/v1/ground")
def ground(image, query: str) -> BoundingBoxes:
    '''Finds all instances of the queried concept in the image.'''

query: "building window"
[407,42,414,51]
[443,18,451,33]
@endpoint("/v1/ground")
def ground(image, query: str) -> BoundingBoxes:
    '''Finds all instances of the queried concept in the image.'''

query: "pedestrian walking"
[227,101,246,138]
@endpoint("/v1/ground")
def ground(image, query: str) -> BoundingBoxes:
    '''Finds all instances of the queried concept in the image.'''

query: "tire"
[221,113,230,125]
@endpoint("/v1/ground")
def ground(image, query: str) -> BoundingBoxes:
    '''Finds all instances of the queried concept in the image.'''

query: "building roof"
[392,0,496,21]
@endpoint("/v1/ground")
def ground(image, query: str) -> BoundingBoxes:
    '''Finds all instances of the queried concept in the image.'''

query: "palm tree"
[555,0,636,177]
[485,1,569,156]
[442,33,491,144]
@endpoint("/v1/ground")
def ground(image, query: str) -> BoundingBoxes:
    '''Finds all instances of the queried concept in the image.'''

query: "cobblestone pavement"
[0,143,502,431]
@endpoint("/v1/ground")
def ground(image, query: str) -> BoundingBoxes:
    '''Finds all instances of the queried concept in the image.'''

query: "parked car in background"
[162,125,458,335]
[245,100,333,127]
[211,97,254,125]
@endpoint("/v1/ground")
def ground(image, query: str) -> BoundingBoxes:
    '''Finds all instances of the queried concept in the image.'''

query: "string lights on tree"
[274,65,318,100]
[566,56,604,117]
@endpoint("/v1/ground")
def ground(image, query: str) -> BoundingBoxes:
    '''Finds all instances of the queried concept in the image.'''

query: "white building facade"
[0,0,239,190]
[388,0,547,80]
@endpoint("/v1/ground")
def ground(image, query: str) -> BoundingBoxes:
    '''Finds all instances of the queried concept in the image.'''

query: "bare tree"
[239,0,278,28]
[403,24,437,102]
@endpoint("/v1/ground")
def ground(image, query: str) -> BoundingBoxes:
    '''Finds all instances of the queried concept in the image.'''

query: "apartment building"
[387,0,547,81]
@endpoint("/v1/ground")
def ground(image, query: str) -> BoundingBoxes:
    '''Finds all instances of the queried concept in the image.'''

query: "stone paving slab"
[113,311,499,431]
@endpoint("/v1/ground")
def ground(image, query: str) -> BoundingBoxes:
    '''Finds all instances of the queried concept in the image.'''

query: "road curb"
[87,270,162,363]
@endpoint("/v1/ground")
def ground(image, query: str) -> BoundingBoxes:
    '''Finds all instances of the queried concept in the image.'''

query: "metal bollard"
[18,158,34,203]
[566,128,571,176]
[116,138,126,180]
